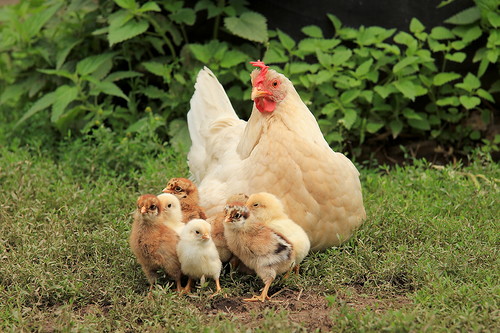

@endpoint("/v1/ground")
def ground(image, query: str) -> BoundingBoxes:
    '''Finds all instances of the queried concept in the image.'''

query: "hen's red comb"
[250,60,268,86]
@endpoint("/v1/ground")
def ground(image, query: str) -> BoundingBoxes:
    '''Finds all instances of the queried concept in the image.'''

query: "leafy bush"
[0,0,498,158]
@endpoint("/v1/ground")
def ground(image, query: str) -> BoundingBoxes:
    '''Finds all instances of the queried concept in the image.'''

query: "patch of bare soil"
[200,286,412,331]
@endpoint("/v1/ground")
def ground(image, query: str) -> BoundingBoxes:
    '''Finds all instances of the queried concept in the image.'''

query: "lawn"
[0,144,498,332]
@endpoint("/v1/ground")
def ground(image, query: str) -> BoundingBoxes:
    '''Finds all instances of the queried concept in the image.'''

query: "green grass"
[0,142,498,332]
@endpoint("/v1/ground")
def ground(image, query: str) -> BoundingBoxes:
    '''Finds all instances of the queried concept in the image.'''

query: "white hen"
[187,61,366,251]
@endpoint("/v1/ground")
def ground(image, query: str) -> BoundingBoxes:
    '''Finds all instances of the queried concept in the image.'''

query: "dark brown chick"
[130,194,182,292]
[162,177,207,223]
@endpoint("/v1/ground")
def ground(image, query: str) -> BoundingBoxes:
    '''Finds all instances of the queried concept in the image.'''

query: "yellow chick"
[207,193,249,263]
[157,193,185,236]
[162,177,207,222]
[176,219,222,295]
[224,203,294,302]
[246,192,310,273]
[129,194,182,292]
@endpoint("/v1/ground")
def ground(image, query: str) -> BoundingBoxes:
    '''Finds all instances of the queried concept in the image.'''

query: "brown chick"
[162,177,207,223]
[223,202,294,302]
[129,194,182,292]
[207,193,249,263]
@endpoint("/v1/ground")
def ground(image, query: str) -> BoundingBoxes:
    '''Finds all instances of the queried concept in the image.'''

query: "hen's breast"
[247,124,366,251]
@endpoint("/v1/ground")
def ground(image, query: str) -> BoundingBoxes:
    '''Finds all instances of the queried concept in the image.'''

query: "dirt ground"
[201,287,412,331]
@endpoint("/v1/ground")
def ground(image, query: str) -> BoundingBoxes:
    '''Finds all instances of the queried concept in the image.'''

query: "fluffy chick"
[157,193,185,235]
[224,203,294,302]
[207,193,249,263]
[246,192,310,273]
[176,219,222,295]
[163,177,207,223]
[129,194,182,292]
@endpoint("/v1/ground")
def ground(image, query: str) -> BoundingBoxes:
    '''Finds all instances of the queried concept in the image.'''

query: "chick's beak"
[251,86,271,100]
[201,233,210,240]
[140,207,147,214]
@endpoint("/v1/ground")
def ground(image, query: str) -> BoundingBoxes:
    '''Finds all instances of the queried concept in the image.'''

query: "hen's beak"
[140,207,147,214]
[251,87,271,100]
[201,233,210,240]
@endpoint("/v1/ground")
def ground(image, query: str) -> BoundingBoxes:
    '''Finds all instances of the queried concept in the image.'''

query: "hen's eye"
[175,186,182,192]
[271,80,279,87]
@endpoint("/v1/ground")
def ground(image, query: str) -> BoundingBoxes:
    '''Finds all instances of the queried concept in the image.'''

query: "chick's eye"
[150,205,157,210]
[167,203,172,208]
[195,230,200,234]
[175,186,182,192]
[234,213,241,219]
[253,203,259,207]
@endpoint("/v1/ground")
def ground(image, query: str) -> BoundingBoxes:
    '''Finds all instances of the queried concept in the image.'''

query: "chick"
[157,193,185,235]
[246,192,311,273]
[207,193,249,263]
[129,194,182,292]
[162,177,207,222]
[224,203,295,302]
[176,219,222,295]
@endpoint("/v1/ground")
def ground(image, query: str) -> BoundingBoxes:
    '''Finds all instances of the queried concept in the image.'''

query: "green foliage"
[263,5,499,152]
[0,0,498,157]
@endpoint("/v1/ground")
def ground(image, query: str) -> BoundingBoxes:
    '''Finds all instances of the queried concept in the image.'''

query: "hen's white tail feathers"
[187,67,239,181]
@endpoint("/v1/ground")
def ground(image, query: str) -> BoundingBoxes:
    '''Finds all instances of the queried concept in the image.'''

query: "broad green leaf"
[433,72,461,86]
[126,117,148,133]
[143,61,169,77]
[224,12,268,43]
[76,52,117,76]
[455,73,481,92]
[289,62,316,74]
[340,90,360,105]
[394,80,416,100]
[461,25,482,43]
[277,29,296,50]
[374,85,396,99]
[341,108,357,129]
[476,89,494,102]
[142,85,165,99]
[410,18,425,33]
[168,119,191,153]
[298,38,340,53]
[310,70,333,85]
[114,0,136,10]
[430,27,455,40]
[408,118,431,130]
[190,44,211,63]
[14,92,57,128]
[38,69,75,81]
[108,9,133,29]
[220,50,248,68]
[459,95,481,109]
[263,47,288,63]
[487,12,500,28]
[355,59,373,77]
[389,119,403,138]
[445,52,466,63]
[393,56,419,73]
[92,81,129,101]
[139,2,161,13]
[436,96,460,106]
[108,19,149,46]
[366,121,384,133]
[394,31,417,49]
[327,14,342,32]
[302,25,323,38]
[56,39,82,70]
[403,108,423,120]
[51,85,79,122]
[169,8,196,25]
[316,50,332,68]
[105,71,143,82]
[445,7,481,25]
[0,84,25,104]
[331,49,352,66]
[25,3,63,39]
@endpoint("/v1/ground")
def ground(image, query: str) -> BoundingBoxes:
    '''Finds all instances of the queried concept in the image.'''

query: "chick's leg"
[243,278,273,302]
[175,278,182,292]
[209,278,222,298]
[182,277,193,294]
